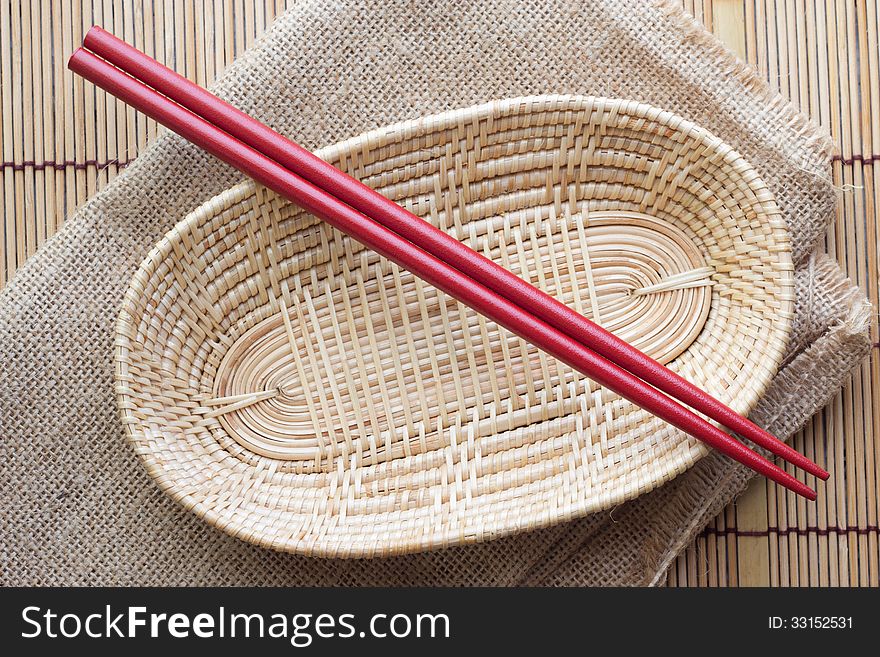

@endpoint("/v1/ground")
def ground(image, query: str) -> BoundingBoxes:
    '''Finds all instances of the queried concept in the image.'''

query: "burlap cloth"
[1,0,871,586]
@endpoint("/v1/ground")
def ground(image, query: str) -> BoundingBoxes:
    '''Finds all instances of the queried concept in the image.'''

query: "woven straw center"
[211,211,713,464]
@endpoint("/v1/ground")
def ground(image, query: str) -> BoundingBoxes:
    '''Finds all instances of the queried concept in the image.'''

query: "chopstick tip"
[774,468,818,500]
[795,455,830,480]
[791,481,818,501]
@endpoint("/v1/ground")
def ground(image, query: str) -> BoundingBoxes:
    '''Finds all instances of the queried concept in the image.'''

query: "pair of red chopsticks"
[70,27,827,500]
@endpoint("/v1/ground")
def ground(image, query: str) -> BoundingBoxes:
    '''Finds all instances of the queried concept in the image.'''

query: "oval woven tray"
[116,96,794,557]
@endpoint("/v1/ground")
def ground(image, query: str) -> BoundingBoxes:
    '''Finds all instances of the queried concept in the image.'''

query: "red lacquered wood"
[67,48,816,500]
[83,26,826,481]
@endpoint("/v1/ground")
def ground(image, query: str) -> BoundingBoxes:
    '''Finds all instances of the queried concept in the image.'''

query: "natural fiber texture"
[0,0,870,584]
[116,96,794,557]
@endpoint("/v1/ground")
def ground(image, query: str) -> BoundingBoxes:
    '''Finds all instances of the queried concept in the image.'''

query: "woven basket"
[115,96,794,557]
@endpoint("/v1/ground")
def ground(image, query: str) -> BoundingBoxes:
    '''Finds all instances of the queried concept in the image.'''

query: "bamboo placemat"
[0,0,876,586]
[668,0,879,587]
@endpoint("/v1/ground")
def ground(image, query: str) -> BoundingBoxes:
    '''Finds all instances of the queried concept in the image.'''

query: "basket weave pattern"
[116,96,793,556]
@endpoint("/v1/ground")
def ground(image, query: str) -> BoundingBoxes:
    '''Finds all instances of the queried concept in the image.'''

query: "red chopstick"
[68,45,817,500]
[81,26,826,483]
